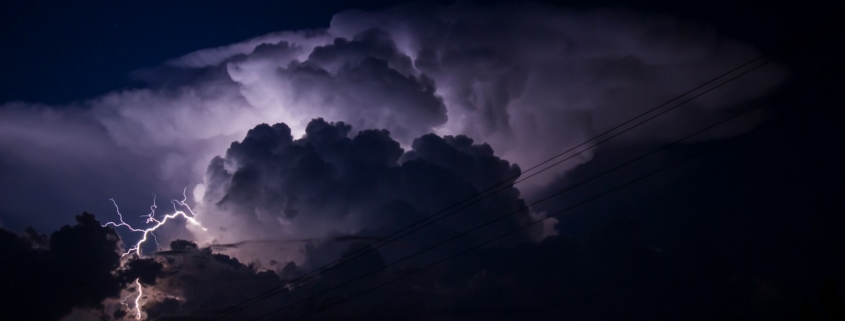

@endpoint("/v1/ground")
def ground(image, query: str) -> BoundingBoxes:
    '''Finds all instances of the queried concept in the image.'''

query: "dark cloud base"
[0,213,162,320]
[3,108,844,320]
[151,116,845,320]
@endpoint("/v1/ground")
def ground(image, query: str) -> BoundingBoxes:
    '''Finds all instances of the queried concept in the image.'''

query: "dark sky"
[0,0,434,104]
[0,0,828,105]
[0,1,843,321]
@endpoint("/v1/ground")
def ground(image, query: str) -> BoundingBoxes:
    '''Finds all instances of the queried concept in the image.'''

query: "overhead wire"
[242,52,841,321]
[271,69,841,321]
[200,19,834,321]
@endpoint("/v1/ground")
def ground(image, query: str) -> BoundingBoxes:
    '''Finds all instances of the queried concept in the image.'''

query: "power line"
[199,20,833,321]
[242,63,840,321]
[274,74,840,321]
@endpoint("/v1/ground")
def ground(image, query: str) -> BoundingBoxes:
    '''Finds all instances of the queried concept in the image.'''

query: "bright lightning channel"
[104,188,206,320]
[134,279,144,320]
[104,188,207,257]
[118,278,146,320]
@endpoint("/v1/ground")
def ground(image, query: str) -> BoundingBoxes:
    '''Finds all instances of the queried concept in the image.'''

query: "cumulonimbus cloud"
[0,2,796,319]
[0,3,786,235]
[0,0,789,284]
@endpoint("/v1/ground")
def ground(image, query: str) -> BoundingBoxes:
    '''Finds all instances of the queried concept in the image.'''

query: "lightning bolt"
[104,188,207,320]
[121,288,135,307]
[134,278,144,320]
[104,188,207,257]
[142,194,158,224]
[119,279,144,320]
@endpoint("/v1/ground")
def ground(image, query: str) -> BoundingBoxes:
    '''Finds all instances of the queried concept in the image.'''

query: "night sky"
[1,1,842,320]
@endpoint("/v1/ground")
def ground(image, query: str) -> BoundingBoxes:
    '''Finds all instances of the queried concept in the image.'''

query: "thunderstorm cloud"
[0,3,785,233]
[0,2,813,320]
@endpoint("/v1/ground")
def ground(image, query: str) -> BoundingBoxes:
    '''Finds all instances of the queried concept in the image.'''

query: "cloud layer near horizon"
[0,213,163,320]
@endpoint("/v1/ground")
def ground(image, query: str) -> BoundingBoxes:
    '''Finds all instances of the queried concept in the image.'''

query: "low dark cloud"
[136,220,843,321]
[0,213,163,320]
[129,221,805,321]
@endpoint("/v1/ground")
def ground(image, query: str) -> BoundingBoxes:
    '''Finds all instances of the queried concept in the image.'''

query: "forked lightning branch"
[103,188,207,319]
